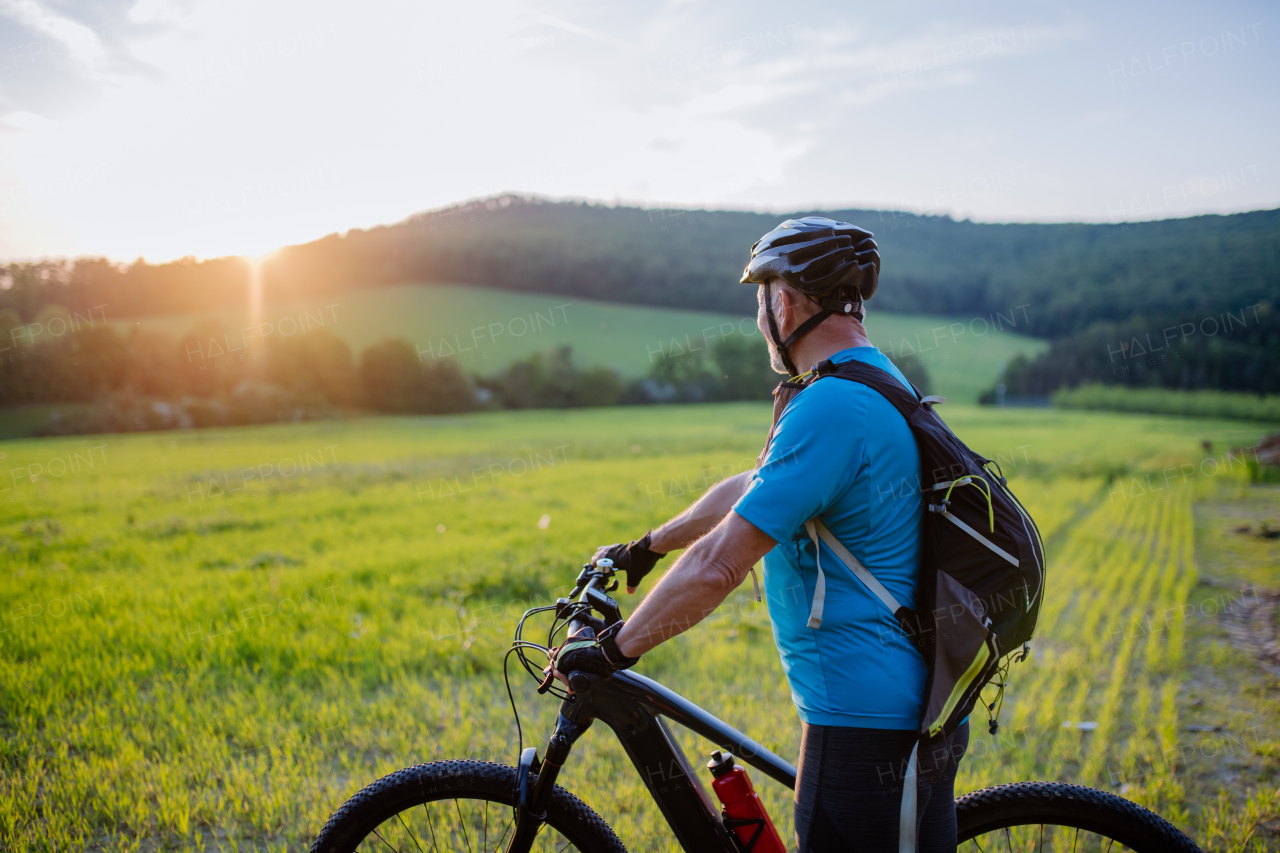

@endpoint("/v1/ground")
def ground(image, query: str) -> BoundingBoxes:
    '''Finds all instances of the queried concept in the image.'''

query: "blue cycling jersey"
[733,346,926,729]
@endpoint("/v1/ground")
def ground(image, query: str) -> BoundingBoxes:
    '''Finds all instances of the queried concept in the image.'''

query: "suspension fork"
[507,685,597,853]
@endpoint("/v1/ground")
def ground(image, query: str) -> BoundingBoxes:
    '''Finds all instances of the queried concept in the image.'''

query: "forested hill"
[4,196,1278,339]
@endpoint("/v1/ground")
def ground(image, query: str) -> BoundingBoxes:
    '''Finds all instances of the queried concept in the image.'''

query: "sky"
[0,0,1276,262]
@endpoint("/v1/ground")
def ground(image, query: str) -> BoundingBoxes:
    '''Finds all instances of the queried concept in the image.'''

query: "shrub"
[1053,383,1280,422]
[359,338,474,414]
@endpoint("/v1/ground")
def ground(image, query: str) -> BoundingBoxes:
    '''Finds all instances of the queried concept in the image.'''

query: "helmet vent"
[739,216,880,302]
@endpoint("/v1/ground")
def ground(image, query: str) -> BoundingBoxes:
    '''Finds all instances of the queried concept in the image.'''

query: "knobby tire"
[310,760,627,853]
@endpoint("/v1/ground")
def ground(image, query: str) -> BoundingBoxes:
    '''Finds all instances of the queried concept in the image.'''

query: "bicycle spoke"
[395,812,426,853]
[455,798,473,853]
[320,760,616,853]
[493,813,514,852]
[366,796,551,853]
[967,821,1148,853]
[371,827,402,853]
[423,801,439,852]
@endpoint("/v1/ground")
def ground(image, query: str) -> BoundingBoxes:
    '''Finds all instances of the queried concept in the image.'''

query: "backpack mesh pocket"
[923,571,997,737]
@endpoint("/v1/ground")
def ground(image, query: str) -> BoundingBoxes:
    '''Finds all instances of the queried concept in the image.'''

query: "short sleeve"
[733,381,870,544]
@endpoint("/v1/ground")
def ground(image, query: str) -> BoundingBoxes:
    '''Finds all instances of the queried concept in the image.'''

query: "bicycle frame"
[511,667,797,853]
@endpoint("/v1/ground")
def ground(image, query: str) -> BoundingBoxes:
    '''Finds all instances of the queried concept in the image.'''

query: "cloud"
[0,0,110,80]
[128,0,188,25]
[775,21,1089,107]
[2,109,57,130]
[648,137,684,153]
[535,13,631,49]
[0,0,174,121]
[0,1,1273,259]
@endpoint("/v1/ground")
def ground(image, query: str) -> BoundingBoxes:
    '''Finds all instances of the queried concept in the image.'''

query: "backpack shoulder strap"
[758,373,818,467]
[814,358,921,419]
[803,518,909,626]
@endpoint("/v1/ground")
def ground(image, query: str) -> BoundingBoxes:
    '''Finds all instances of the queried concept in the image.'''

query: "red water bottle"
[707,750,787,853]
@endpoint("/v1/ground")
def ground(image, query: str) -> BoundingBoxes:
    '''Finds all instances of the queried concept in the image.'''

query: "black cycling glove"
[545,621,640,684]
[595,531,667,591]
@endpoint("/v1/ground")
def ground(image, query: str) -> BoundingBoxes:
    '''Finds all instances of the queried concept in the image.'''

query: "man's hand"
[542,621,640,692]
[591,531,667,593]
[595,472,752,594]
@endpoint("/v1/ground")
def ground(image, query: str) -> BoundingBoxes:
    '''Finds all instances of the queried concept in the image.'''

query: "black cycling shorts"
[794,720,969,852]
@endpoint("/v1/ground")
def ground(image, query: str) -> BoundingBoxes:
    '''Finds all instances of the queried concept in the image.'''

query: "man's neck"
[788,317,872,375]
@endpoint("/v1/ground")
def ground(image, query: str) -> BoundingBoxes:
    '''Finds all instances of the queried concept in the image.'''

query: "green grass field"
[123,283,1046,403]
[1,404,1277,851]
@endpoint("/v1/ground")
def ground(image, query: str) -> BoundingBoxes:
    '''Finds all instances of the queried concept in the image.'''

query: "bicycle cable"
[504,641,566,754]
[504,589,609,757]
[504,603,578,756]
[547,601,594,649]
[502,647,526,756]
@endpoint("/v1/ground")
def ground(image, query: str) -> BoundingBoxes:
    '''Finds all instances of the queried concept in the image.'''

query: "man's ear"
[772,282,794,331]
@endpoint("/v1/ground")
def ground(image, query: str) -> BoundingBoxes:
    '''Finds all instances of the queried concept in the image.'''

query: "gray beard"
[765,340,789,375]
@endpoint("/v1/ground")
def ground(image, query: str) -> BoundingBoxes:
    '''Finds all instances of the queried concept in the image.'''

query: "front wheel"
[310,760,627,853]
[957,781,1202,852]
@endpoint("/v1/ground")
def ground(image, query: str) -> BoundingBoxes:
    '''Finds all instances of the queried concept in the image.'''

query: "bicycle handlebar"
[523,559,628,697]
[562,560,623,638]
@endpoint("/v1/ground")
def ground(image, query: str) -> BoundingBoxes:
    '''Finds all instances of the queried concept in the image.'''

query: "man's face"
[756,279,790,375]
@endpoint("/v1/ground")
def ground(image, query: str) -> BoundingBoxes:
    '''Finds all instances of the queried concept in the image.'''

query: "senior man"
[547,217,968,853]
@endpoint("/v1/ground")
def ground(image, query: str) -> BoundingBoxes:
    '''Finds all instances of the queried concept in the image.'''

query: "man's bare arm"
[614,510,775,658]
[594,469,754,593]
[649,469,752,554]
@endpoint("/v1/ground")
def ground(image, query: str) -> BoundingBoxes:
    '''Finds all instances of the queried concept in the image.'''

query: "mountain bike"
[311,560,1202,853]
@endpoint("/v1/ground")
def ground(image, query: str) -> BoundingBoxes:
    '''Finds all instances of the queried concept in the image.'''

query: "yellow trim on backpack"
[927,641,993,737]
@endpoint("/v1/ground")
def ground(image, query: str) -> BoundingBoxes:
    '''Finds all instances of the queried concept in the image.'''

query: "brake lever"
[567,564,593,599]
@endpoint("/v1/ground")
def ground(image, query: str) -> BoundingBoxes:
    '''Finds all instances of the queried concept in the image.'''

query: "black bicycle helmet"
[741,216,880,376]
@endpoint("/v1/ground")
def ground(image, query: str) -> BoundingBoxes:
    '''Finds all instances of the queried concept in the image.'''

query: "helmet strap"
[781,308,833,363]
[762,282,801,377]
[764,282,839,377]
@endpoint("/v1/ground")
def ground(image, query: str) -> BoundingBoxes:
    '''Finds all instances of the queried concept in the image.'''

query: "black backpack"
[776,358,1046,745]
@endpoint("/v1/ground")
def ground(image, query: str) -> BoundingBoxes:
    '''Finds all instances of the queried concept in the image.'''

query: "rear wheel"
[310,760,627,853]
[957,781,1202,852]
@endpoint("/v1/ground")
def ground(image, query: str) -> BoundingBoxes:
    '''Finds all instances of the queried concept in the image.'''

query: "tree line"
[986,302,1279,400]
[5,195,1271,399]
[4,197,1275,341]
[0,304,930,436]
